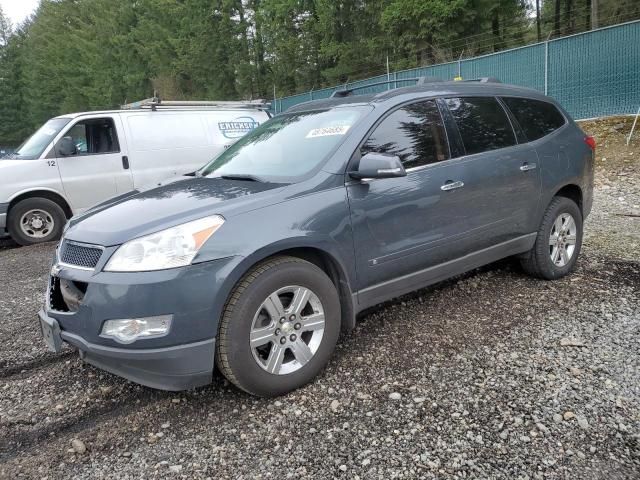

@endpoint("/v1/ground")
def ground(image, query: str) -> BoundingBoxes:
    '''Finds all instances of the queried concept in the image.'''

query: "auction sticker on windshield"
[306,125,351,138]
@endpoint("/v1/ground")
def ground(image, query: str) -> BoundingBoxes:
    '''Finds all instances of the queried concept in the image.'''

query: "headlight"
[104,215,224,272]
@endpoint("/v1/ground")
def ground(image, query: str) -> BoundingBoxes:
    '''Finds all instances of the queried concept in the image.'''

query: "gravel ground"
[0,117,638,479]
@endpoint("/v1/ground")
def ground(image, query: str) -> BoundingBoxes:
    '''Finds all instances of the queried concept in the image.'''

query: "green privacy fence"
[272,20,640,120]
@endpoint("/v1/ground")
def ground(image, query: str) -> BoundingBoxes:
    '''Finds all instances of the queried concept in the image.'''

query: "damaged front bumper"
[39,246,240,391]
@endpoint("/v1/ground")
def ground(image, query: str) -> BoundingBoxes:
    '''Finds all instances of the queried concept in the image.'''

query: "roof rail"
[330,76,444,98]
[121,97,271,111]
[461,77,502,83]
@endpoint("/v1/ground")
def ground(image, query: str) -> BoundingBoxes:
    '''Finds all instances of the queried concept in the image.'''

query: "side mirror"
[349,152,406,180]
[57,136,77,156]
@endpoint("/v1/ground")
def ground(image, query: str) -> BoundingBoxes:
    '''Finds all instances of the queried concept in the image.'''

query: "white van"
[0,99,270,245]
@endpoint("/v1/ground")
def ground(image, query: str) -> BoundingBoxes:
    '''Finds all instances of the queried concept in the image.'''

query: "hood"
[65,177,286,246]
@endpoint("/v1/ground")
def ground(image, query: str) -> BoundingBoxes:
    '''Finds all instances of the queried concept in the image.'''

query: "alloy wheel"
[249,285,325,375]
[549,212,577,267]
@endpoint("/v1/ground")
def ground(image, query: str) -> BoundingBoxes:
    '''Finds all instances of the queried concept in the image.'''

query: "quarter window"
[445,97,516,155]
[61,118,120,156]
[502,97,566,141]
[361,100,449,169]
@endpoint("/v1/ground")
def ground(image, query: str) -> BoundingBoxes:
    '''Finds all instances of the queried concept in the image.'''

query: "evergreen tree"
[0,0,636,146]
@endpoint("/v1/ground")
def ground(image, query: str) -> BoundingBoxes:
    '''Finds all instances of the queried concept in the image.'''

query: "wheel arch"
[271,246,356,332]
[8,189,73,219]
[552,184,583,215]
[224,243,356,333]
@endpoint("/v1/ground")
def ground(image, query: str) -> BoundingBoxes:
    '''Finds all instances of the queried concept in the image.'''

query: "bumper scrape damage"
[39,242,240,391]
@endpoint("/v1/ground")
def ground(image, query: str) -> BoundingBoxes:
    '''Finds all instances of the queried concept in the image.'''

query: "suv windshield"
[10,118,71,159]
[200,107,368,182]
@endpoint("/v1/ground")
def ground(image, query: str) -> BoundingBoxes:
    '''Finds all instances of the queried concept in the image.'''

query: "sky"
[0,0,40,27]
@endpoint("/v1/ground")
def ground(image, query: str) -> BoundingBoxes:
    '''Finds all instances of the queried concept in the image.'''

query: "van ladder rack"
[121,97,271,111]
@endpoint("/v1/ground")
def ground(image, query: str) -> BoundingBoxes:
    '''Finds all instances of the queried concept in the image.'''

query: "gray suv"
[39,80,595,397]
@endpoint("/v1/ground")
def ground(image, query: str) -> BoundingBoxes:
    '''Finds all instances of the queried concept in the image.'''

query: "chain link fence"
[272,20,640,120]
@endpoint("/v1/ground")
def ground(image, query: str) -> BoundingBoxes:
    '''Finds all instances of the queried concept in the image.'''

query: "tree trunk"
[584,0,591,31]
[554,0,561,37]
[252,1,266,98]
[492,9,500,52]
[237,3,253,98]
[565,0,573,34]
[592,0,599,29]
[536,0,541,42]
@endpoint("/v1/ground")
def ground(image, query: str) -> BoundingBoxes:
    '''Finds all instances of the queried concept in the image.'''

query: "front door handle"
[122,155,130,170]
[440,180,464,191]
[520,162,537,171]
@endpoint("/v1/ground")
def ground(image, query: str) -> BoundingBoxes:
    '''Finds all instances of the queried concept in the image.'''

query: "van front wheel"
[8,198,66,246]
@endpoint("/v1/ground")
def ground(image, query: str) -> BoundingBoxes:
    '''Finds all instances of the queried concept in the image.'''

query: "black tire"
[7,198,66,246]
[216,256,341,397]
[520,196,583,280]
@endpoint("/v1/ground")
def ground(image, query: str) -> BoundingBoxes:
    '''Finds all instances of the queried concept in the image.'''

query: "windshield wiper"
[219,174,265,182]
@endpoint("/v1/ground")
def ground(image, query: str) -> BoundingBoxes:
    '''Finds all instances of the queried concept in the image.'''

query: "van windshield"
[200,107,368,182]
[9,118,71,160]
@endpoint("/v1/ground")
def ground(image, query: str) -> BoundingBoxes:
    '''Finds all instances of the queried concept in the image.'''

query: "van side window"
[444,97,516,155]
[361,99,449,170]
[501,97,566,141]
[63,118,120,156]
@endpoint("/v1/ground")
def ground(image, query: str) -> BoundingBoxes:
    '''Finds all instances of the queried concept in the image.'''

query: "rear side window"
[502,97,566,141]
[445,97,516,155]
[361,99,449,169]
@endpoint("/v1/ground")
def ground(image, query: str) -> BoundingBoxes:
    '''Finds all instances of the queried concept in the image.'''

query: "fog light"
[100,315,172,344]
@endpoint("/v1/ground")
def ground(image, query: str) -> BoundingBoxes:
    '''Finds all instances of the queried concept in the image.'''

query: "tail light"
[584,135,596,151]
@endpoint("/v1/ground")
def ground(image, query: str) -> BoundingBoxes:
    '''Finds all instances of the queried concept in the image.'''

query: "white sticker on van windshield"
[306,125,351,138]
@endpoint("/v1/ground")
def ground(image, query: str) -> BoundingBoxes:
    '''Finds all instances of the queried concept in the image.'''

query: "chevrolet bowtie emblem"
[51,264,61,277]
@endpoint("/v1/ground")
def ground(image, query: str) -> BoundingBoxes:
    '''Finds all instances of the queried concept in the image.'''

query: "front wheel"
[7,198,66,246]
[216,256,341,397]
[520,196,583,280]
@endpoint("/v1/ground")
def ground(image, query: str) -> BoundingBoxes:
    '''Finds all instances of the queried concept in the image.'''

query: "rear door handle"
[122,155,129,170]
[440,180,464,191]
[520,162,537,171]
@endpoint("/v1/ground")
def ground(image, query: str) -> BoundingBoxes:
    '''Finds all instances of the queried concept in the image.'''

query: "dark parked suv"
[39,80,594,396]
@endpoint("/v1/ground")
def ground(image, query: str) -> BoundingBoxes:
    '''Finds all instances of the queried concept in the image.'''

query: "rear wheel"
[8,198,66,246]
[216,256,341,397]
[520,196,583,280]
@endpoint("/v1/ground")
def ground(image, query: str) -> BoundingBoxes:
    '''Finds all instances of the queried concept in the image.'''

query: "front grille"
[60,241,103,269]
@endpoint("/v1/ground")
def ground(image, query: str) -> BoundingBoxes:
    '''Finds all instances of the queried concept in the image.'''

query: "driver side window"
[361,99,449,170]
[66,124,89,154]
[58,118,120,156]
